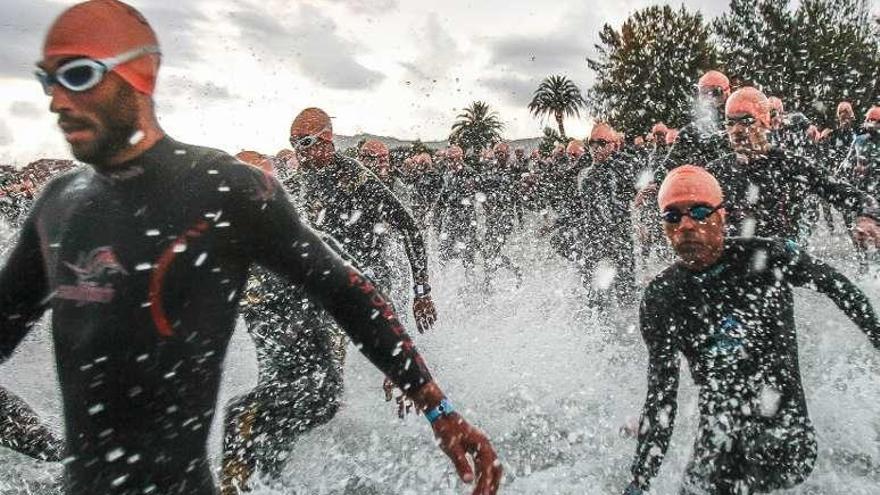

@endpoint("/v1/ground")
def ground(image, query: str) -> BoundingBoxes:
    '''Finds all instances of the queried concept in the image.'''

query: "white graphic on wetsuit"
[56,247,129,304]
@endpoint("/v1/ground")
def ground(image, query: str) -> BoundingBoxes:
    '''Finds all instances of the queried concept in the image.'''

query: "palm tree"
[528,75,586,140]
[449,101,505,153]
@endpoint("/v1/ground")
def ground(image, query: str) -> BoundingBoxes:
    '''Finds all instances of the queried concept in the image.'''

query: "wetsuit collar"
[92,136,185,183]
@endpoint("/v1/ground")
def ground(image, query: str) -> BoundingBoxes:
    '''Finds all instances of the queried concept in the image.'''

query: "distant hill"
[334,133,543,152]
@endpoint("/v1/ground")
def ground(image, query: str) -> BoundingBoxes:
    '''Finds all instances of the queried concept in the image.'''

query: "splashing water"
[0,216,878,494]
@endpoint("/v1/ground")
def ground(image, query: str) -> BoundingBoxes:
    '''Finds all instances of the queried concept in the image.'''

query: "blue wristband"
[425,398,454,424]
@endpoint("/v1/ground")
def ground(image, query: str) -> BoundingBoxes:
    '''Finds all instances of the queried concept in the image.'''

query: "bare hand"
[852,216,880,249]
[433,414,502,495]
[413,295,437,333]
[382,377,416,418]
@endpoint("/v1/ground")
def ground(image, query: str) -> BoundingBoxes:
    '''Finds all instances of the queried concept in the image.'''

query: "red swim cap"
[658,165,724,211]
[43,0,161,95]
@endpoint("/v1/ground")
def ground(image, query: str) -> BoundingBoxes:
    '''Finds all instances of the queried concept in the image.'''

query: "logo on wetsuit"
[708,314,747,357]
[57,247,129,304]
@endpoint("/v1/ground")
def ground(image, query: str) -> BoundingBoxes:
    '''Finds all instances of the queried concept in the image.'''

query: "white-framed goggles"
[35,45,160,95]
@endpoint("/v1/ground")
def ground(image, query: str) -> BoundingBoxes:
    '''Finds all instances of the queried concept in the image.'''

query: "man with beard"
[705,87,880,247]
[624,165,880,495]
[12,2,500,494]
[664,70,732,172]
[224,108,441,490]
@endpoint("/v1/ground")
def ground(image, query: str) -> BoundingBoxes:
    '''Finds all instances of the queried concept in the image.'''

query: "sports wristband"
[424,398,454,424]
[413,282,431,298]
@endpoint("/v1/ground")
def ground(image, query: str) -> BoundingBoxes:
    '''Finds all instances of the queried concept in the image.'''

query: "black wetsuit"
[705,147,879,241]
[436,161,479,269]
[576,153,641,304]
[0,386,64,461]
[0,137,431,495]
[631,237,880,494]
[664,117,728,172]
[223,153,430,489]
[478,160,522,283]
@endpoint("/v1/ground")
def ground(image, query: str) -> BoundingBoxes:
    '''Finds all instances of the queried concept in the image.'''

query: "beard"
[66,83,140,166]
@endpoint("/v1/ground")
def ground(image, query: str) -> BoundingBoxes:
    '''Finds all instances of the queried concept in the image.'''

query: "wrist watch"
[413,282,431,298]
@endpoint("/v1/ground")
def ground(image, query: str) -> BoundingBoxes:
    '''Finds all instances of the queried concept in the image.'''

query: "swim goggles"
[35,45,160,95]
[661,204,722,224]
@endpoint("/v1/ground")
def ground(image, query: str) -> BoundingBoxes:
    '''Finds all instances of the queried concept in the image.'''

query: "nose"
[49,85,74,114]
[676,214,698,231]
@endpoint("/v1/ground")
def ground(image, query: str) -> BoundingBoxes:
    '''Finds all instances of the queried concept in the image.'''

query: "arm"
[782,241,880,350]
[802,157,879,219]
[0,217,50,363]
[363,178,437,332]
[629,292,681,491]
[229,166,498,492]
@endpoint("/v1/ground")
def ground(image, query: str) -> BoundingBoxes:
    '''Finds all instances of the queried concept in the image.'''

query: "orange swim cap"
[698,70,730,92]
[768,97,784,115]
[657,165,724,211]
[360,139,388,158]
[446,145,464,160]
[43,0,161,95]
[865,106,880,123]
[235,150,274,175]
[566,139,585,158]
[590,122,617,143]
[726,87,771,127]
[290,108,333,141]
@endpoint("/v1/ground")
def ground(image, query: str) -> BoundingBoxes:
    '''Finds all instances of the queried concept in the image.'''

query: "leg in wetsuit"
[0,385,64,462]
[221,266,347,492]
[681,410,817,494]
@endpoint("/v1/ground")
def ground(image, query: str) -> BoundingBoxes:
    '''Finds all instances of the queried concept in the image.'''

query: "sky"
[1,0,743,165]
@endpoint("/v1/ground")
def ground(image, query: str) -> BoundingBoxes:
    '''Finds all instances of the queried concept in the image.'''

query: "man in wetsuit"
[9,2,501,494]
[624,165,880,495]
[358,139,395,189]
[223,108,439,490]
[706,87,880,246]
[665,70,732,171]
[479,142,523,288]
[575,124,642,306]
[435,145,479,275]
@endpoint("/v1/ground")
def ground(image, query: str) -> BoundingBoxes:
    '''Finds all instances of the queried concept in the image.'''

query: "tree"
[528,75,586,140]
[714,0,880,126]
[587,5,718,138]
[449,101,505,153]
[537,127,563,156]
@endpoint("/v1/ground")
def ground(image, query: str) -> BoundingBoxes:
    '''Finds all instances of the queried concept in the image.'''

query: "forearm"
[630,372,678,489]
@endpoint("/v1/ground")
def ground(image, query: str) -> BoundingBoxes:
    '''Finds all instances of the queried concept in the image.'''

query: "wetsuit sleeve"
[801,158,880,220]
[631,287,681,490]
[228,166,433,391]
[363,179,430,283]
[781,242,880,350]
[0,217,49,362]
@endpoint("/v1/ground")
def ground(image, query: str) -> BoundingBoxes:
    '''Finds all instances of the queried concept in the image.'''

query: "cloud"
[0,119,13,147]
[399,13,465,85]
[322,0,399,14]
[488,34,590,77]
[481,76,538,107]
[9,101,41,119]
[162,75,233,101]
[231,4,384,90]
[0,0,211,80]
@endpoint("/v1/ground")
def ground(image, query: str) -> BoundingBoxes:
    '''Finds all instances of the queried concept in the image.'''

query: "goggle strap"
[100,45,161,71]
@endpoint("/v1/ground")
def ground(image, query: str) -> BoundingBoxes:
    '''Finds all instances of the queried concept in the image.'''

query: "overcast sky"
[1,0,749,164]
